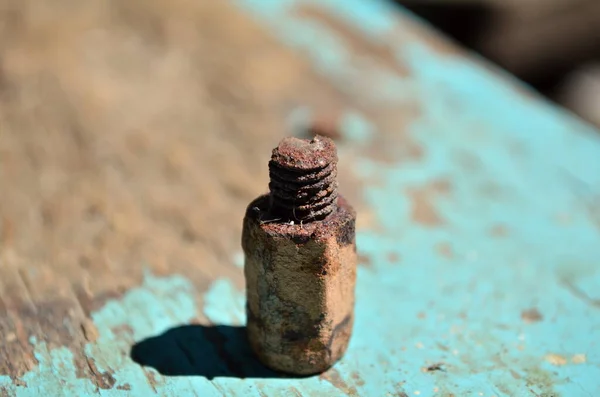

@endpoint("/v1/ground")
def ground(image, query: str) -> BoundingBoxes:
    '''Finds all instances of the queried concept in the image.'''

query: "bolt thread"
[268,137,338,222]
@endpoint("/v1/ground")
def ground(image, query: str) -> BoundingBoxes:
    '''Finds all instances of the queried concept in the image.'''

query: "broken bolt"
[242,135,357,375]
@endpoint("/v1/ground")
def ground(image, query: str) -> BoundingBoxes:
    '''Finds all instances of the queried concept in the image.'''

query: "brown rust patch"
[73,285,127,318]
[117,383,132,391]
[490,224,509,238]
[387,252,401,263]
[80,319,99,342]
[145,369,159,392]
[0,279,131,378]
[270,135,337,171]
[111,324,134,337]
[351,371,365,387]
[296,6,410,78]
[407,179,451,227]
[357,253,372,268]
[320,368,359,396]
[409,192,443,226]
[521,308,543,323]
[243,190,356,374]
[85,357,116,389]
[244,194,356,247]
[435,242,454,259]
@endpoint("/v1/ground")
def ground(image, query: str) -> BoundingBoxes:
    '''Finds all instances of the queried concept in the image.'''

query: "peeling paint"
[227,0,600,395]
[0,272,223,397]
[3,0,600,395]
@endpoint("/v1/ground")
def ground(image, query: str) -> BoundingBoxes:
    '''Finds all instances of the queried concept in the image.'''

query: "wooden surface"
[1,0,600,396]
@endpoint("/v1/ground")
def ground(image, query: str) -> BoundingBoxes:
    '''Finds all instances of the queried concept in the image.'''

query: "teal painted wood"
[2,0,600,396]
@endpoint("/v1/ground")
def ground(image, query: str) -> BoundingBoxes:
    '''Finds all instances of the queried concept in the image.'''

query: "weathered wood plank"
[1,0,599,396]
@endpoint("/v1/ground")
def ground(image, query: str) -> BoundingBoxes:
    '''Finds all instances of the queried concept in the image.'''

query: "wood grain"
[0,0,354,378]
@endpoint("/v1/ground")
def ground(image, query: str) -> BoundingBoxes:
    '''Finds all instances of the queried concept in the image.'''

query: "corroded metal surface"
[269,136,339,222]
[243,197,356,375]
[1,0,600,396]
[245,136,356,375]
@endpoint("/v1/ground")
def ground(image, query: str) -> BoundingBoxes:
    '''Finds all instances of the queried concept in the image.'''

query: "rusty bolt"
[242,135,357,375]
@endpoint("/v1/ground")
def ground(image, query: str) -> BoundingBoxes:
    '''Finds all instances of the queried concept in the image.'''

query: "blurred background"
[397,0,600,127]
[0,0,598,282]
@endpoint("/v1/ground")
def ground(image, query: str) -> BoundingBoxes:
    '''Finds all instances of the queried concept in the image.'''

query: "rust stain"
[0,309,38,377]
[73,285,125,318]
[320,368,359,396]
[111,324,134,337]
[296,6,410,78]
[357,253,372,268]
[80,318,99,342]
[117,383,132,390]
[435,242,454,259]
[431,180,452,194]
[521,308,543,324]
[409,191,443,226]
[489,224,509,238]
[85,357,116,389]
[387,252,401,264]
[417,312,426,319]
[407,180,451,227]
[145,369,159,392]
[351,371,365,387]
